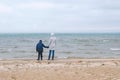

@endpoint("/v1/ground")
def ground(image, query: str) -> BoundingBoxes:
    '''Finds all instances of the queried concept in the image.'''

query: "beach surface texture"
[0,59,120,80]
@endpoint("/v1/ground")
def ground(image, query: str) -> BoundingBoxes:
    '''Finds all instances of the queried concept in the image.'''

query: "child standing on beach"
[36,40,49,60]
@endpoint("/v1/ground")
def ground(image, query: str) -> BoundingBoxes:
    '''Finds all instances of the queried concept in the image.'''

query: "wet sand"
[0,59,120,80]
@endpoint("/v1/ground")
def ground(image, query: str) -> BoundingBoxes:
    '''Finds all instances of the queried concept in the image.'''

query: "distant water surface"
[0,33,120,59]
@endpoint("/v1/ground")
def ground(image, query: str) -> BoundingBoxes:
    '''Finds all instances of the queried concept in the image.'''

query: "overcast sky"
[0,0,120,33]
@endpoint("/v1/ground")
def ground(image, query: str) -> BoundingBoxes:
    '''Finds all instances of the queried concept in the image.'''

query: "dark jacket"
[36,40,49,52]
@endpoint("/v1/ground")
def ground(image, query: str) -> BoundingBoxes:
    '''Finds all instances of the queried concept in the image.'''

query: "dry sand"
[0,59,120,80]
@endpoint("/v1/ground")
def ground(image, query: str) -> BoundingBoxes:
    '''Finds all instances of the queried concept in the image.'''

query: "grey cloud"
[0,0,120,33]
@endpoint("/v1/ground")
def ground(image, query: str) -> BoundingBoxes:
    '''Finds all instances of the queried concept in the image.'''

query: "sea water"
[0,33,120,59]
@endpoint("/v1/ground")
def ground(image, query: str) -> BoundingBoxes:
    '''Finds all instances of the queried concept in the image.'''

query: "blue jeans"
[48,50,55,60]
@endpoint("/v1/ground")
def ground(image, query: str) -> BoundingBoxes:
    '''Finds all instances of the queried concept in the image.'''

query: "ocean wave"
[110,48,120,51]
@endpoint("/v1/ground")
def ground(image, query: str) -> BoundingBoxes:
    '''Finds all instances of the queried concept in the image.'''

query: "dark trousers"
[48,50,55,60]
[37,51,43,60]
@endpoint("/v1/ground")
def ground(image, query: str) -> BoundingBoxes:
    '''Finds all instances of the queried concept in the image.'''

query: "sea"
[0,33,120,60]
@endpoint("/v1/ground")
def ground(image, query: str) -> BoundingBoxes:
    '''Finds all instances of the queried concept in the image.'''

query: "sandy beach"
[0,59,120,80]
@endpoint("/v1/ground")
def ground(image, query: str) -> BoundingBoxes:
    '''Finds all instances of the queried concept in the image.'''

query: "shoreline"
[1,58,120,61]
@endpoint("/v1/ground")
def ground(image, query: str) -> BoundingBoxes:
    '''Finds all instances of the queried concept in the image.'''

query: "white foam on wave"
[110,48,120,51]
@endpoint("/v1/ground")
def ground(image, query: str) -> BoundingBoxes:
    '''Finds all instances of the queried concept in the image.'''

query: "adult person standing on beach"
[36,40,49,60]
[48,33,56,60]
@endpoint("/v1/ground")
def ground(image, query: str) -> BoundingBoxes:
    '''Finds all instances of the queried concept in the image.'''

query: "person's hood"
[51,33,54,36]
[39,40,42,43]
